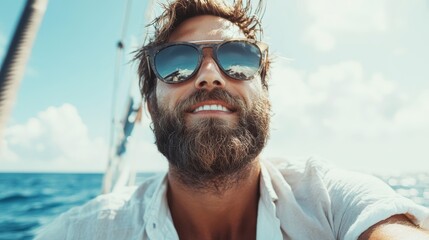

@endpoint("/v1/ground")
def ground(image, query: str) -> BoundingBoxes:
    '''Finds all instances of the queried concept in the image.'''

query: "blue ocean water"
[0,173,154,240]
[0,172,428,240]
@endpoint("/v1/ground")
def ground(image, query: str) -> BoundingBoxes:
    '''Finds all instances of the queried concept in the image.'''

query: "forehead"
[169,15,246,42]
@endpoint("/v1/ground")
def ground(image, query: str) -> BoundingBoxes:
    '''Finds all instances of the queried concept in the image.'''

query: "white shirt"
[36,158,429,240]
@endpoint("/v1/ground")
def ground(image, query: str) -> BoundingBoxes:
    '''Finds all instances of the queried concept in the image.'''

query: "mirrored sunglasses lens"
[217,41,261,80]
[155,45,199,82]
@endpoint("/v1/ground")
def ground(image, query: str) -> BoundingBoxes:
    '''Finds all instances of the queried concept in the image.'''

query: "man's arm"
[359,214,429,240]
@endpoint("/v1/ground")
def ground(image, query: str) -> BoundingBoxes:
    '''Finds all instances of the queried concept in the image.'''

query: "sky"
[1,0,429,174]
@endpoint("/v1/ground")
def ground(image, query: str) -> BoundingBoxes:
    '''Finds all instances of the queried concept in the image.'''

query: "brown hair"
[134,0,269,103]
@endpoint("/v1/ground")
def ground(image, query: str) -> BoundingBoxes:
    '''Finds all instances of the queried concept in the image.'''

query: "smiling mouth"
[193,104,231,113]
[187,101,236,114]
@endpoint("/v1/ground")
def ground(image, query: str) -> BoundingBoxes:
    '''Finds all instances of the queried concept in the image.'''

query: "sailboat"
[0,0,155,193]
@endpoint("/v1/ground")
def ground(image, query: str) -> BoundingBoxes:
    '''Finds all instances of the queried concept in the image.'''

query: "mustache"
[176,88,245,114]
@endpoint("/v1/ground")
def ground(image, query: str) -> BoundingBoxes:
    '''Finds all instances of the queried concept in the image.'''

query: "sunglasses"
[145,39,268,84]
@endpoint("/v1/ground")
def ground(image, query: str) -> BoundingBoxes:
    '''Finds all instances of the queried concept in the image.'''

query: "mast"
[102,0,156,193]
[0,0,49,136]
[101,0,133,194]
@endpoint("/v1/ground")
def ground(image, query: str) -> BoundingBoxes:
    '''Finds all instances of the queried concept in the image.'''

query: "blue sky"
[1,0,429,173]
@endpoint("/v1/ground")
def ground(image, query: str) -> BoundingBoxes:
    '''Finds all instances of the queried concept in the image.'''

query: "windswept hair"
[134,0,269,103]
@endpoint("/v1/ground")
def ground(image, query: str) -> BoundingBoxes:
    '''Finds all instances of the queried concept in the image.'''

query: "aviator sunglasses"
[145,39,268,83]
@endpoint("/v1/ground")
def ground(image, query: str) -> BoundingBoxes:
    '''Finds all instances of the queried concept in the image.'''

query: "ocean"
[0,172,428,240]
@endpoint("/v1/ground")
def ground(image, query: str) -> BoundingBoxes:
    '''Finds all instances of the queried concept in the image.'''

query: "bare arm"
[359,214,429,240]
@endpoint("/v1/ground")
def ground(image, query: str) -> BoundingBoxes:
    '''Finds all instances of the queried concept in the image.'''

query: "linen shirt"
[36,158,429,240]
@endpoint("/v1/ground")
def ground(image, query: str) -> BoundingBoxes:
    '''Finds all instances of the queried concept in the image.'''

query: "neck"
[167,159,261,240]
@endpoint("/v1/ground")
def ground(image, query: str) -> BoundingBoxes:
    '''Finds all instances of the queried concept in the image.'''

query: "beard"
[149,88,271,193]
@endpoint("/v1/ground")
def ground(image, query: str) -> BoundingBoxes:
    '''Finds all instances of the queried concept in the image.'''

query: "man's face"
[155,15,265,127]
[149,15,271,188]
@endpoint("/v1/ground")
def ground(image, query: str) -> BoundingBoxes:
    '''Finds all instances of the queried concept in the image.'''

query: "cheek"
[155,82,176,110]
[154,88,167,110]
[239,79,264,106]
[155,81,193,109]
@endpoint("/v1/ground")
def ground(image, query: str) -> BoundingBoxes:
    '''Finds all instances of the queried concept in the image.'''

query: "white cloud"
[301,0,389,51]
[268,60,429,137]
[0,102,168,173]
[0,104,108,172]
[265,60,429,173]
[304,26,336,52]
[0,138,19,162]
[394,90,429,131]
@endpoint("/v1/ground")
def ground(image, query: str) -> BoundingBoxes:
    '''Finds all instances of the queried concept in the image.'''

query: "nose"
[194,49,226,90]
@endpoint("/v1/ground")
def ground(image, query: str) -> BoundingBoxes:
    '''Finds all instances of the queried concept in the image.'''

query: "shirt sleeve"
[34,210,71,240]
[322,166,429,240]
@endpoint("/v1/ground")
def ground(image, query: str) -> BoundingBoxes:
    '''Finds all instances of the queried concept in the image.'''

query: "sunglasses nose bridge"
[200,46,215,58]
[194,48,226,90]
[201,46,227,72]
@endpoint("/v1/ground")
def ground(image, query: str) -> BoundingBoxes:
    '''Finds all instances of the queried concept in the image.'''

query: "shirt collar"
[144,173,179,239]
[260,161,279,202]
[256,161,283,240]
[143,162,280,240]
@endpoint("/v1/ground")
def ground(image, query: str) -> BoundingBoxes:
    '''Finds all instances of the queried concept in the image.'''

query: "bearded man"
[37,0,429,239]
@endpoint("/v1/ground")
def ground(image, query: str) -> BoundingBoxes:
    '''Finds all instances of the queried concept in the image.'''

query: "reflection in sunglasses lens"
[155,45,199,82]
[154,41,262,83]
[217,42,261,80]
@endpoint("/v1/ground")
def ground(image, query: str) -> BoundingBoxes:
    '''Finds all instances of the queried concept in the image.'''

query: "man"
[37,0,429,239]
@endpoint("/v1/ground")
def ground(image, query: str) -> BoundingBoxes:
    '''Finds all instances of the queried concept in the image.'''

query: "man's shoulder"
[67,173,165,218]
[262,157,331,178]
[262,157,384,187]
[35,173,166,239]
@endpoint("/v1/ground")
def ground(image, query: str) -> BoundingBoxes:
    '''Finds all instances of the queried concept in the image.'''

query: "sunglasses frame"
[145,39,268,84]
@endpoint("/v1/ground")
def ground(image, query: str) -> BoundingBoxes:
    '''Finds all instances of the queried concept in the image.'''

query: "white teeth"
[194,104,230,113]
